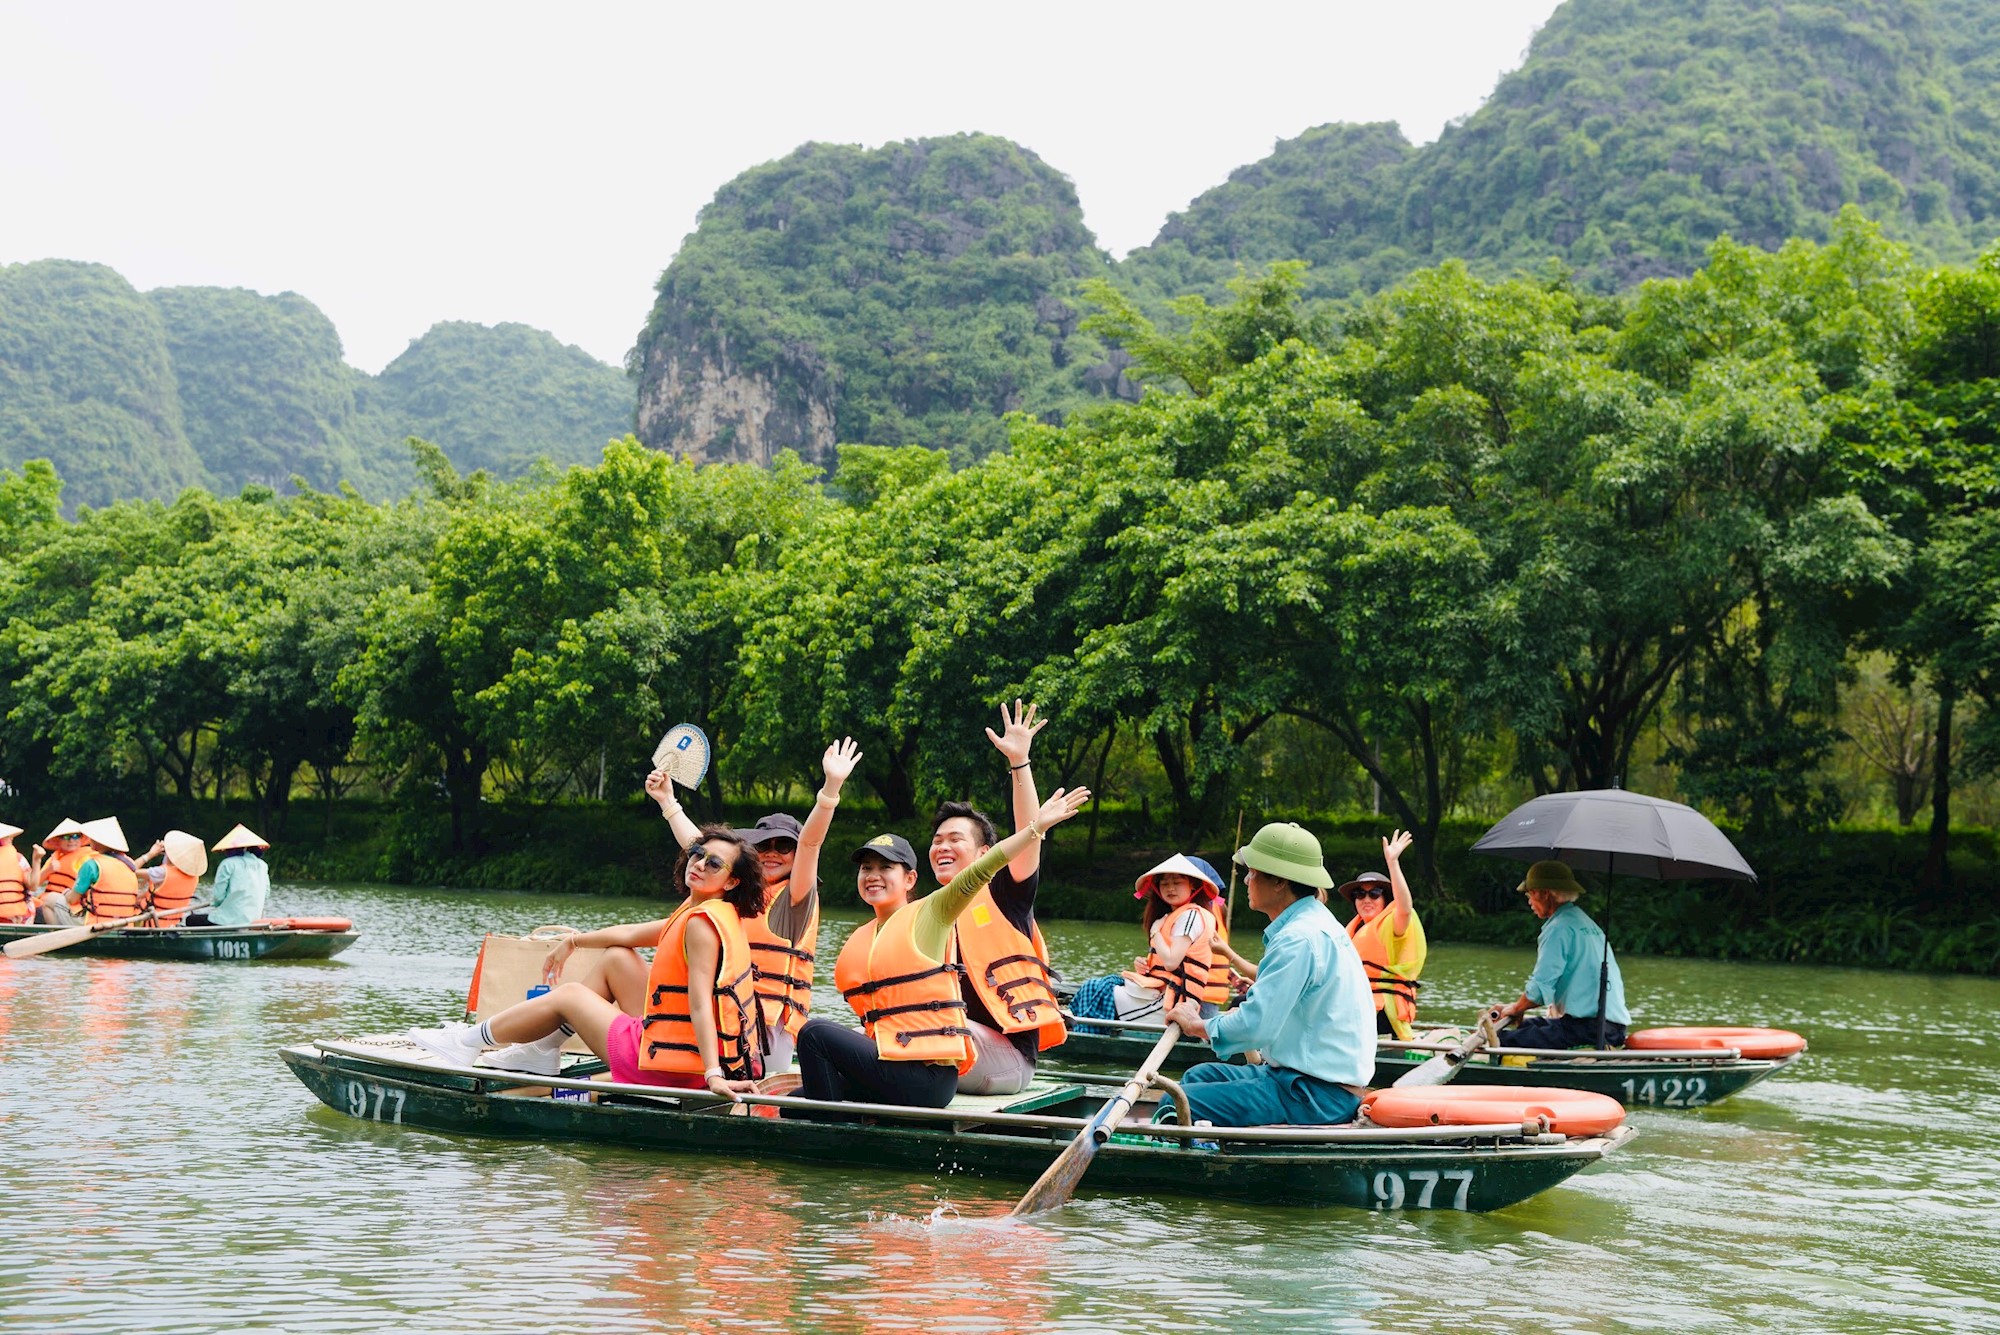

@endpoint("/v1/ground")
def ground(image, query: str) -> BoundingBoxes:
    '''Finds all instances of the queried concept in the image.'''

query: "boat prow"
[282,1034,1632,1214]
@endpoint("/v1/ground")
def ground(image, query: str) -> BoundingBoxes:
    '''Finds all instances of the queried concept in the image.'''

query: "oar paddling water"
[1010,1022,1183,1218]
[4,911,157,958]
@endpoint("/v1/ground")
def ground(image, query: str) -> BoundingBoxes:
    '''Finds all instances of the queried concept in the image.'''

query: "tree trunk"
[1086,723,1115,869]
[1920,684,1954,898]
[444,742,490,855]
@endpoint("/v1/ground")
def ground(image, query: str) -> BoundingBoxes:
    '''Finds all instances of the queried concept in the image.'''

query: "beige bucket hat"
[163,830,209,876]
[80,816,130,853]
[213,824,269,853]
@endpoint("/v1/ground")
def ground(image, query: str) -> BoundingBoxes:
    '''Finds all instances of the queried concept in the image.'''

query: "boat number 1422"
[342,1080,406,1123]
[1619,1076,1708,1107]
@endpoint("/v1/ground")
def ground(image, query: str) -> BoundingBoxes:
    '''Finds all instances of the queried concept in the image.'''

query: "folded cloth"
[1068,973,1121,1035]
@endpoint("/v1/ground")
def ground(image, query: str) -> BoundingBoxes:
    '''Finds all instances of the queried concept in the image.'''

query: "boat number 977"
[342,1080,406,1123]
[1371,1169,1473,1210]
[1619,1076,1708,1107]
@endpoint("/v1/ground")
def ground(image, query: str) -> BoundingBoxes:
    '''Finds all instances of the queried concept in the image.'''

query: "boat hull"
[283,1043,1627,1213]
[1052,1029,1794,1107]
[0,924,357,961]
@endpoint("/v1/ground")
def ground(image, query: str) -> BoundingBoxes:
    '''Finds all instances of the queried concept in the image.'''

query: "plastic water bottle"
[1191,1119,1220,1152]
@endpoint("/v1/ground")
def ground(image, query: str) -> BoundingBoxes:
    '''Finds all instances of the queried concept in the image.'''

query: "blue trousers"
[1505,1015,1626,1050]
[1161,1061,1361,1127]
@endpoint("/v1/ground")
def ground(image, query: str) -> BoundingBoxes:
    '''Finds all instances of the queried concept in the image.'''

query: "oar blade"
[1009,1136,1101,1218]
[1390,1012,1500,1088]
[5,924,95,958]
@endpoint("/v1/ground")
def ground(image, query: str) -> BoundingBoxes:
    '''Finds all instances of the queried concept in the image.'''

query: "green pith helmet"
[1517,860,1587,896]
[1233,821,1333,890]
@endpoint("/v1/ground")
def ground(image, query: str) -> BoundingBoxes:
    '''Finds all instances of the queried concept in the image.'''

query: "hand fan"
[651,723,711,791]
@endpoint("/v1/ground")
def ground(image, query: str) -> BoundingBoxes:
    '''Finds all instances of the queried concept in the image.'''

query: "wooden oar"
[4,911,156,958]
[1391,1009,1500,1088]
[1010,1022,1182,1218]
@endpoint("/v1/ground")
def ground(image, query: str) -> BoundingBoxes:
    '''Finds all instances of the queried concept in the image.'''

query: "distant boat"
[0,918,358,962]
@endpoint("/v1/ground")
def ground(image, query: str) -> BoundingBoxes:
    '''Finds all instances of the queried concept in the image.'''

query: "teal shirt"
[202,853,269,927]
[1525,902,1629,1024]
[1206,895,1375,1087]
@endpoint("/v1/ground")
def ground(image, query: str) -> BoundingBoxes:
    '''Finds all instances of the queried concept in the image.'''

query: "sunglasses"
[688,848,731,875]
[1351,886,1390,900]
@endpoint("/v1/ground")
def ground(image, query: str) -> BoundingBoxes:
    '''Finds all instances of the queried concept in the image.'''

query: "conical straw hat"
[44,817,86,844]
[212,823,269,853]
[163,829,208,876]
[0,823,22,841]
[80,816,130,854]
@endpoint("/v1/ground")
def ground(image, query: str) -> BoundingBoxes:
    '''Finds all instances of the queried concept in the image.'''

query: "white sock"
[529,1028,568,1052]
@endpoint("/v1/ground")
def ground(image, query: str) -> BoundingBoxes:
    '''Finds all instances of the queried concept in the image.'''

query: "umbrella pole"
[1596,854,1612,1050]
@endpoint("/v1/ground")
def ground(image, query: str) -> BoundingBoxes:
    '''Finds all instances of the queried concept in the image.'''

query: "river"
[3,882,1996,1334]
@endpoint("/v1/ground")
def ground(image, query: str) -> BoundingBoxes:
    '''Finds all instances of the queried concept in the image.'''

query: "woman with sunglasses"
[408,828,768,1102]
[1332,829,1427,1039]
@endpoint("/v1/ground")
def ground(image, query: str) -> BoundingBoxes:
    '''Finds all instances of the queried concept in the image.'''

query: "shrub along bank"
[69,797,2000,977]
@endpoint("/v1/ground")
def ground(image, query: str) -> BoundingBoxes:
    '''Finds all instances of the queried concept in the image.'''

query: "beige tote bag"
[464,926,608,1053]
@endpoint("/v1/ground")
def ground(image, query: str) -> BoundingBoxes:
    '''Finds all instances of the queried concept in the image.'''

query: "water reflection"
[4,880,2000,1333]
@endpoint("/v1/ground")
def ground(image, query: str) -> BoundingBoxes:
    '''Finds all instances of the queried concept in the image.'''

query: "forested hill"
[0,260,632,510]
[1124,0,2000,304]
[629,134,1135,470]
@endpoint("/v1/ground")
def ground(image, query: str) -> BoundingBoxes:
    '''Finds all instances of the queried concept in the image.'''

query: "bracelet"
[815,789,838,804]
[1025,822,1045,841]
[703,1067,725,1080]
[1010,761,1031,772]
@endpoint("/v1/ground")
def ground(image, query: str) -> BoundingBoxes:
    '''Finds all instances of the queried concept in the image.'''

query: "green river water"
[3,881,1996,1334]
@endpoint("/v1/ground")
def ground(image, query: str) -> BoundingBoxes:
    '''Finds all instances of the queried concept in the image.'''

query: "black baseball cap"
[850,833,918,870]
[737,813,802,847]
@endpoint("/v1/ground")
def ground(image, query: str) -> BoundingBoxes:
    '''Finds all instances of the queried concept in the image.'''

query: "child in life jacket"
[1105,854,1230,1023]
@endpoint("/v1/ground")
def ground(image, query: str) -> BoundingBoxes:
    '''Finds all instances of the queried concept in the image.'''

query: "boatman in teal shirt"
[185,824,270,927]
[1164,822,1375,1126]
[1488,860,1629,1048]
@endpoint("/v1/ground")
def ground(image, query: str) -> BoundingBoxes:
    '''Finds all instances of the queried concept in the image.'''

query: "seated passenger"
[32,819,91,924]
[1163,822,1374,1127]
[408,827,768,1101]
[1072,855,1230,1025]
[787,783,1090,1117]
[1334,828,1427,1040]
[0,823,32,925]
[646,738,860,1073]
[1487,861,1628,1049]
[133,830,208,926]
[48,817,145,926]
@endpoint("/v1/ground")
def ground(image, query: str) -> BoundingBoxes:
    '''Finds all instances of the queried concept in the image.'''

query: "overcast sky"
[1,1,1559,373]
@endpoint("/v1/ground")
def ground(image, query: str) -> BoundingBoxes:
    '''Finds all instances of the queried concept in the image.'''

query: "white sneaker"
[406,1022,483,1067]
[477,1042,561,1076]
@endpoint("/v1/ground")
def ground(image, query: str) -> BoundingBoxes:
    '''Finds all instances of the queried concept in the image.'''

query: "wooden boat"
[1052,1021,1800,1108]
[0,920,358,962]
[282,1036,1634,1213]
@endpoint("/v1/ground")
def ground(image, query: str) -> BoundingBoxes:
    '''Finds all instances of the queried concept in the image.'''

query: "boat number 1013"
[1619,1076,1709,1107]
[342,1080,406,1123]
[213,940,253,959]
[1371,1169,1473,1210]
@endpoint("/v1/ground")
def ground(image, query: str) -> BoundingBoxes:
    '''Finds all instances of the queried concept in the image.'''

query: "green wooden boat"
[0,922,358,962]
[282,1036,1633,1213]
[1051,1023,1798,1108]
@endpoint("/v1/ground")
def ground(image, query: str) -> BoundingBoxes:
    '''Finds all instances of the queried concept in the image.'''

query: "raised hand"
[984,698,1047,766]
[644,767,676,808]
[1383,829,1414,863]
[821,737,862,792]
[542,931,577,985]
[1031,785,1092,831]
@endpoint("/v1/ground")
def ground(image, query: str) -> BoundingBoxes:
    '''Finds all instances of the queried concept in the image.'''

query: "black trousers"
[1505,1014,1627,1050]
[786,1017,958,1120]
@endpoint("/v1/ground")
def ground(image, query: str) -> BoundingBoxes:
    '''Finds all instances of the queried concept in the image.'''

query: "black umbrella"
[1469,787,1756,1047]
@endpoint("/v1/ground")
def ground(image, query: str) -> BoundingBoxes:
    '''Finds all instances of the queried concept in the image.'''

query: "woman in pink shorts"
[409,812,769,1102]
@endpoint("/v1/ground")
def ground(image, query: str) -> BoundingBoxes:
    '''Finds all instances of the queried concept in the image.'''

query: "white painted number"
[1619,1076,1709,1107]
[1372,1169,1472,1210]
[342,1080,405,1123]
[215,939,251,959]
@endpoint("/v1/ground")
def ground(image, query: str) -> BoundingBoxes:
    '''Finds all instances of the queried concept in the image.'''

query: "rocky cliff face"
[629,134,1125,470]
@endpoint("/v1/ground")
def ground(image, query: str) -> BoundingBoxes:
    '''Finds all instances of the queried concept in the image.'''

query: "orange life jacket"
[0,852,32,923]
[1348,910,1420,1029]
[640,900,761,1079]
[955,886,1067,1051]
[835,910,976,1071]
[151,865,200,922]
[41,845,88,903]
[1204,914,1236,1007]
[1141,902,1218,1010]
[743,878,818,1039]
[84,855,146,924]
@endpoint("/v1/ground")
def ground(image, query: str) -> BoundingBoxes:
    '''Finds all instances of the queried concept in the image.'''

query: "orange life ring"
[1362,1085,1626,1137]
[256,917,354,933]
[1625,1026,1805,1060]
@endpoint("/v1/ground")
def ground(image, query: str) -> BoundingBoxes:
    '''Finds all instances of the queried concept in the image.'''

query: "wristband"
[815,789,839,804]
[703,1067,725,1080]
[1010,761,1031,772]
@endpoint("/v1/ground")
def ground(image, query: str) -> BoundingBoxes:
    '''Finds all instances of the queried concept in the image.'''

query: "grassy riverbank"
[75,795,2000,977]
